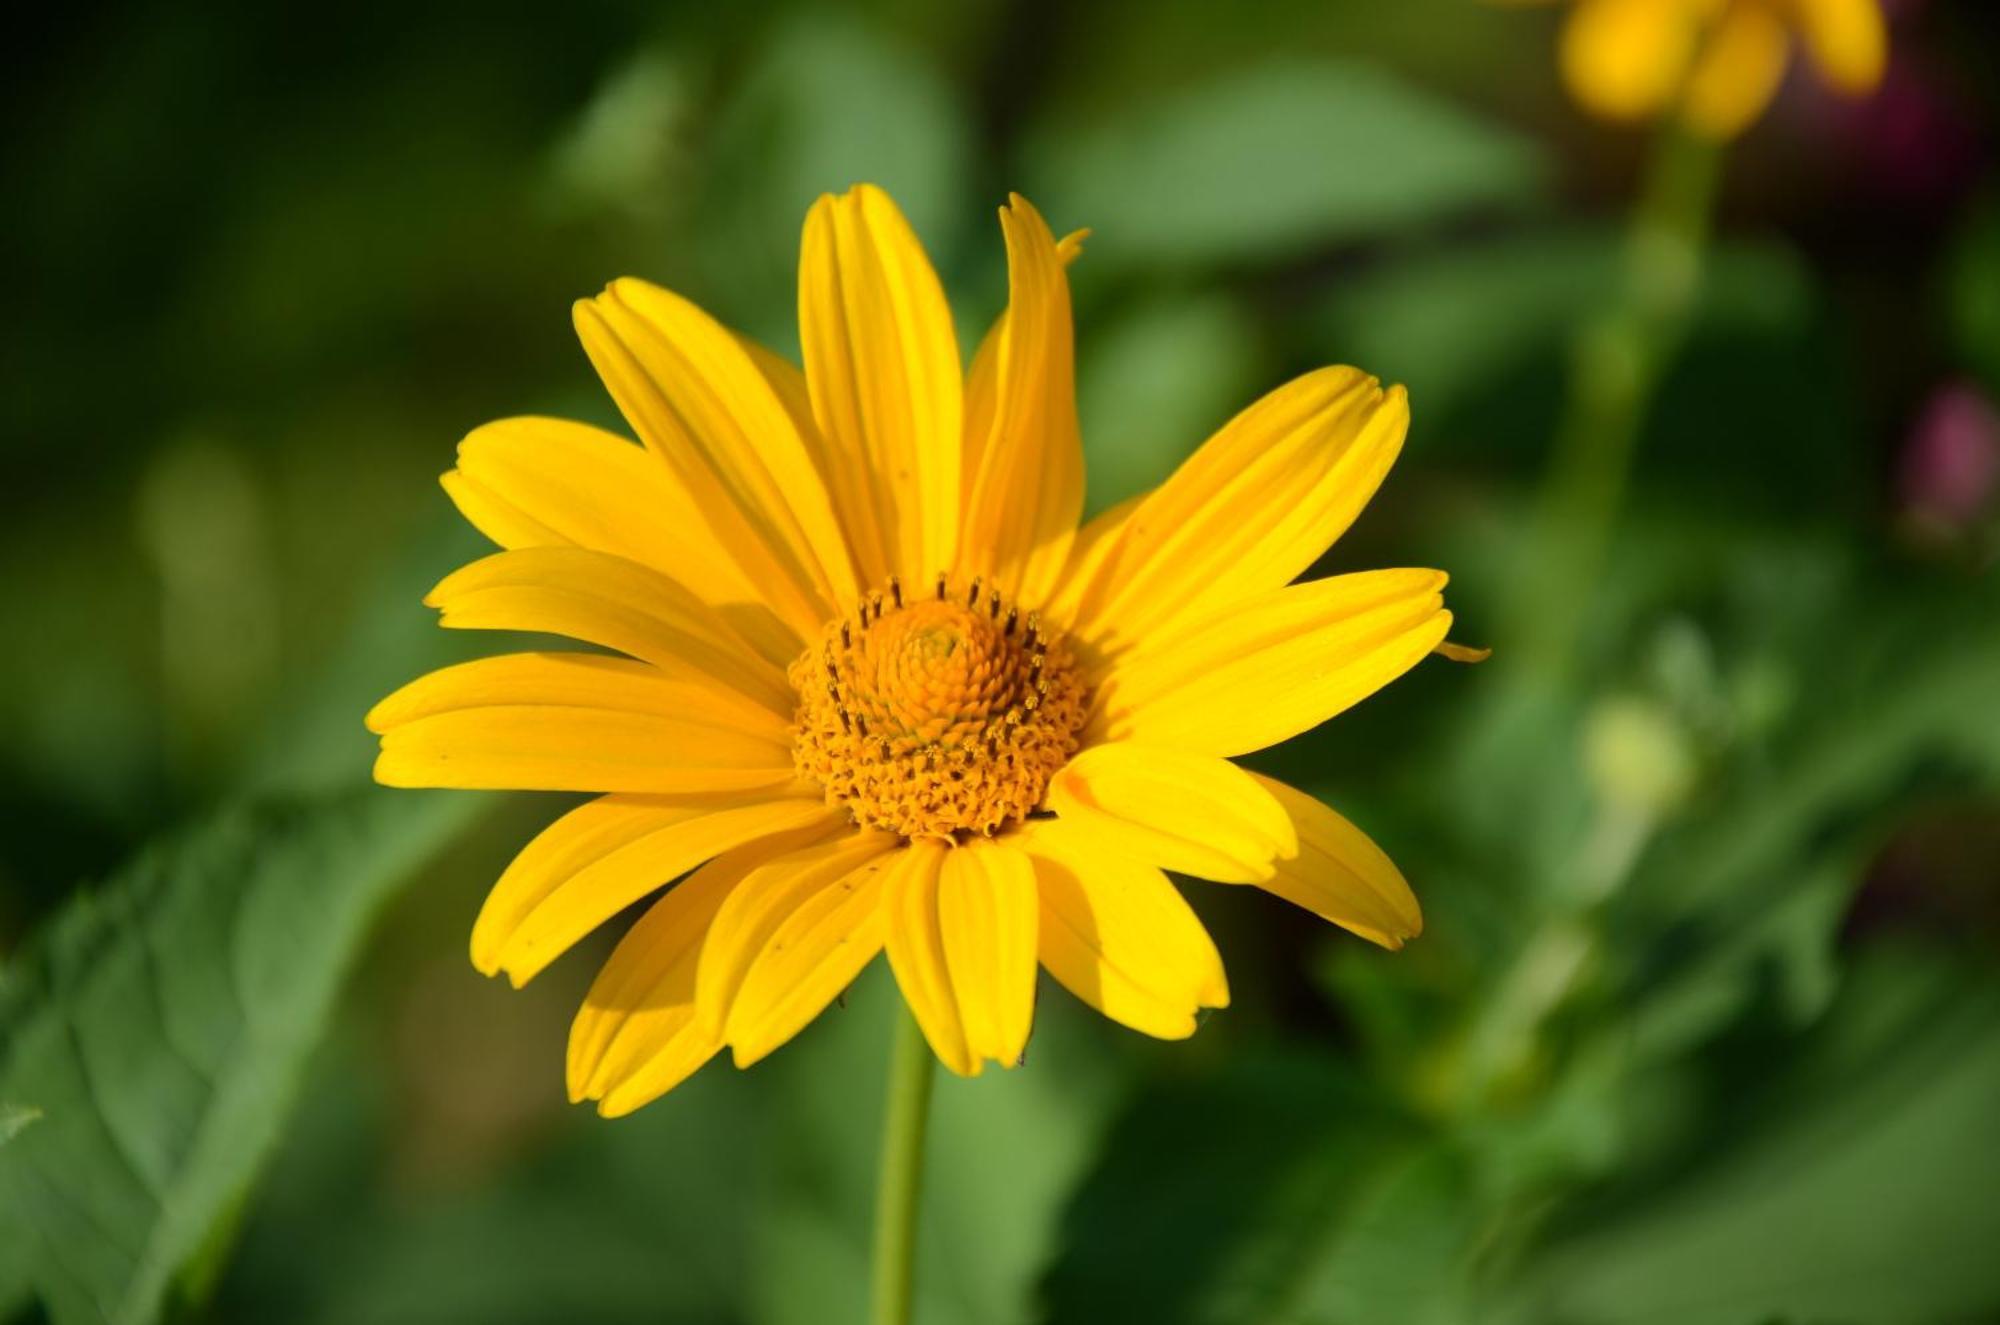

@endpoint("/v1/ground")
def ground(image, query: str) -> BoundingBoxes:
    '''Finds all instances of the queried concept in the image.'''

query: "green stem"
[871,1003,936,1325]
[1511,122,1722,678]
[1451,124,1723,1113]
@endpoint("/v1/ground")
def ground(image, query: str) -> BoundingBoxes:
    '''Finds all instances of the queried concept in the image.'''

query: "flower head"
[1520,0,1887,138]
[369,186,1461,1115]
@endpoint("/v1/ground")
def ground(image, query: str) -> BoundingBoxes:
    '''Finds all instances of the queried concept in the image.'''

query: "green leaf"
[212,1043,764,1325]
[1041,1051,1474,1325]
[1077,292,1261,515]
[1315,226,1811,421]
[0,788,482,1325]
[685,11,974,345]
[1950,197,2000,392]
[0,1103,42,1145]
[1023,58,1546,270]
[1501,949,2000,1325]
[1640,586,2000,924]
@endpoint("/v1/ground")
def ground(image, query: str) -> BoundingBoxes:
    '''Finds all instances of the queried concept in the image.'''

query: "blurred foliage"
[1021,57,1547,270]
[4,1,1998,1323]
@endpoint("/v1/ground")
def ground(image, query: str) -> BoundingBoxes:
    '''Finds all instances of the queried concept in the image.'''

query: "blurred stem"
[871,1003,935,1325]
[1453,125,1722,1111]
[1511,123,1722,678]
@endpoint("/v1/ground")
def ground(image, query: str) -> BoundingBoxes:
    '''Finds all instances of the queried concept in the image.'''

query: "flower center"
[789,576,1089,841]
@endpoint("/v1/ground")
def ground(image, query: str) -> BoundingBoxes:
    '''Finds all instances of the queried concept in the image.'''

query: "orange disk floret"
[788,577,1089,841]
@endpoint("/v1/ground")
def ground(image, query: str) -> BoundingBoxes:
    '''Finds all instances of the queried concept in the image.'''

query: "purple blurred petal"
[1899,381,2000,526]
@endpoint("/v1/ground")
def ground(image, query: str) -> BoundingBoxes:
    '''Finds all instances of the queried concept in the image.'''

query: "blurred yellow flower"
[1527,0,1887,138]
[369,186,1454,1115]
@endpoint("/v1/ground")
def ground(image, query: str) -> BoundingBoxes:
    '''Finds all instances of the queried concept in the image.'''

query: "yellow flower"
[368,186,1457,1116]
[1532,0,1886,139]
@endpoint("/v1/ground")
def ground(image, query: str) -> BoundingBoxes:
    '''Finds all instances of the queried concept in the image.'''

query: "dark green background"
[4,1,1998,1322]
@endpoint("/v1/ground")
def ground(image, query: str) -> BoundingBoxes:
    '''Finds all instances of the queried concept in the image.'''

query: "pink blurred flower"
[1899,381,2000,528]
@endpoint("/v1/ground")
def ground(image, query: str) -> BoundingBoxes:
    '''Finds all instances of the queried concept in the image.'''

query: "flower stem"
[871,1002,935,1325]
[1511,122,1722,678]
[1451,123,1724,1114]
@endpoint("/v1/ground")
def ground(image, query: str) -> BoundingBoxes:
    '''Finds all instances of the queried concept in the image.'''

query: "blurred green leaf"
[1574,584,2000,1105]
[0,788,481,1325]
[1316,227,1811,422]
[245,514,496,798]
[220,1049,763,1325]
[1951,196,2000,392]
[0,1104,42,1146]
[1638,583,2000,924]
[1024,59,1546,271]
[1077,292,1262,514]
[1502,947,2000,1325]
[687,11,975,344]
[1041,1051,1474,1325]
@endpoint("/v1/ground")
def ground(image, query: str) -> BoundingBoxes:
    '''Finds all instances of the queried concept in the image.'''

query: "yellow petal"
[1064,368,1408,659]
[1249,775,1423,950]
[566,830,824,1117]
[574,279,855,636]
[799,184,962,588]
[938,841,1039,1069]
[1044,494,1140,631]
[1094,568,1445,712]
[441,416,798,667]
[1045,742,1296,883]
[1791,0,1886,96]
[1683,2,1791,139]
[724,847,899,1068]
[732,330,887,585]
[441,476,562,550]
[476,797,845,987]
[957,195,1084,607]
[880,841,977,1076]
[1560,0,1702,124]
[592,279,859,608]
[962,227,1087,490]
[477,795,709,978]
[1094,569,1450,757]
[425,547,793,717]
[373,705,796,794]
[365,652,784,744]
[1018,818,1227,1040]
[694,831,898,1035]
[734,333,820,444]
[568,874,730,1116]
